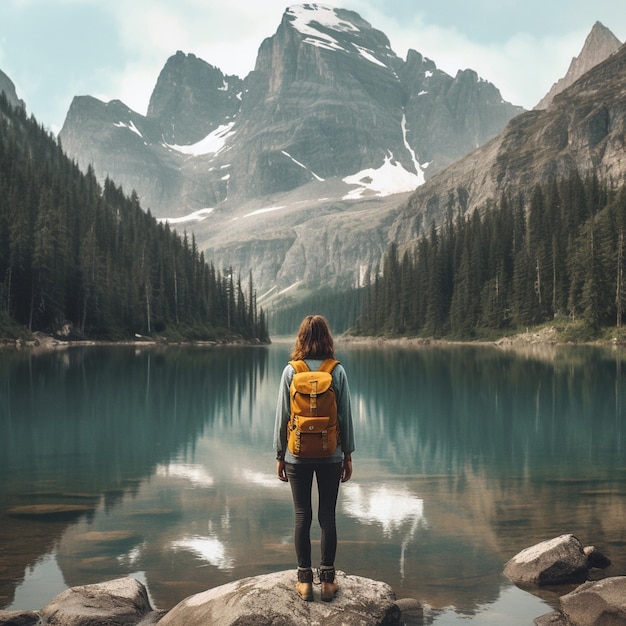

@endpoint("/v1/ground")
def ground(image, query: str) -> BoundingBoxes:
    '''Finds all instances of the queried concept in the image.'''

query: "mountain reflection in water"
[1,343,625,625]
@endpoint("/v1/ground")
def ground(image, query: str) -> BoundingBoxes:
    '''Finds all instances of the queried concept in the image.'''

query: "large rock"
[535,576,626,626]
[39,577,155,626]
[560,577,626,626]
[0,611,39,626]
[503,534,589,585]
[158,569,402,626]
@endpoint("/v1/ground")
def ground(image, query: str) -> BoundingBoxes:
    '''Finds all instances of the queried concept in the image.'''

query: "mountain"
[391,38,626,249]
[536,21,621,110]
[58,4,522,292]
[147,51,243,146]
[60,5,522,216]
[0,68,25,110]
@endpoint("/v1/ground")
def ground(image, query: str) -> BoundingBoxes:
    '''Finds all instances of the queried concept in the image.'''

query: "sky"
[1,0,626,135]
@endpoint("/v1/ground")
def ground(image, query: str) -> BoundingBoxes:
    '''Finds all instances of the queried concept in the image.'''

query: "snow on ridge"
[157,208,214,225]
[401,114,426,186]
[166,122,235,156]
[342,152,423,200]
[281,150,324,181]
[244,206,287,218]
[287,4,359,37]
[354,44,387,68]
[286,4,387,69]
[114,120,143,138]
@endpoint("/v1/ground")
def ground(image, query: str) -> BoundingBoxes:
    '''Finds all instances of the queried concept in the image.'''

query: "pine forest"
[0,96,268,342]
[357,173,626,339]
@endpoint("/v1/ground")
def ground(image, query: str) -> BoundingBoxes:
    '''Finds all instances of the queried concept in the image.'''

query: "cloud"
[344,3,593,109]
[96,0,290,115]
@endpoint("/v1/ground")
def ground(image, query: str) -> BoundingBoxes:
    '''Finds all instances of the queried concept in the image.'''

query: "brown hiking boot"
[296,568,313,601]
[319,566,338,602]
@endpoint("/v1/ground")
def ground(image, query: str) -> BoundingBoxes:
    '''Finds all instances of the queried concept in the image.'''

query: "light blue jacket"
[274,359,355,464]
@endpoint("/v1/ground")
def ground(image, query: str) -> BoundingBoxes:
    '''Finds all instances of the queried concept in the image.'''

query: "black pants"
[285,461,343,569]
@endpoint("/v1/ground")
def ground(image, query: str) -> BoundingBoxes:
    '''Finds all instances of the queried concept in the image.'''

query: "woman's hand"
[277,459,288,482]
[341,455,352,482]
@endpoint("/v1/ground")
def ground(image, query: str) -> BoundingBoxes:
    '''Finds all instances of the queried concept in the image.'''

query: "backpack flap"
[288,417,337,457]
[291,371,333,397]
[293,415,331,433]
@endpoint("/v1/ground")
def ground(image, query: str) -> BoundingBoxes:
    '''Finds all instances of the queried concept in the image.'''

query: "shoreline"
[0,331,270,353]
[4,324,626,354]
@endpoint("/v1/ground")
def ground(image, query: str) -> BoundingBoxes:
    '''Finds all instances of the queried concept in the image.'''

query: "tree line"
[357,172,626,338]
[0,95,268,341]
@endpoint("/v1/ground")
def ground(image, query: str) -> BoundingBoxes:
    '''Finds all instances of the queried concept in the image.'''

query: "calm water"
[1,341,626,624]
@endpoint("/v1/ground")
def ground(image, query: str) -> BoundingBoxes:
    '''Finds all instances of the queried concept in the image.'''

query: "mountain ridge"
[55,3,525,293]
[535,21,621,110]
[392,36,626,251]
[58,3,522,218]
[0,68,25,110]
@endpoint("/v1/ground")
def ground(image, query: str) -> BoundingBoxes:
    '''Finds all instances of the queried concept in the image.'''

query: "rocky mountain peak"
[57,3,524,292]
[536,21,621,109]
[147,51,243,145]
[282,3,394,61]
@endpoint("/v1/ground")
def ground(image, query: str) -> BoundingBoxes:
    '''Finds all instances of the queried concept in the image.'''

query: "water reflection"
[343,482,426,579]
[1,343,626,625]
[171,536,234,571]
[342,344,626,476]
[156,464,215,487]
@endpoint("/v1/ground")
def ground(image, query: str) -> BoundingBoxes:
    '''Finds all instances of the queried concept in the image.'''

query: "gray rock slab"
[0,610,39,626]
[504,534,589,585]
[158,569,401,626]
[39,577,153,626]
[560,576,626,626]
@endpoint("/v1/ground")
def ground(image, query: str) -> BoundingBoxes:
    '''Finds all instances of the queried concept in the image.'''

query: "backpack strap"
[289,360,310,373]
[289,359,338,374]
[318,359,339,374]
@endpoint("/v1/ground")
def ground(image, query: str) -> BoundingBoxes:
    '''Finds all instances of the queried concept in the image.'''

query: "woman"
[274,315,355,602]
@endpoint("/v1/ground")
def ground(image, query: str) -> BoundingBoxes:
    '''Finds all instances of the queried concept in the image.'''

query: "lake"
[1,340,625,624]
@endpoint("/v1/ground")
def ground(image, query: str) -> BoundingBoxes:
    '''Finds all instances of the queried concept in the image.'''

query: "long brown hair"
[291,315,335,360]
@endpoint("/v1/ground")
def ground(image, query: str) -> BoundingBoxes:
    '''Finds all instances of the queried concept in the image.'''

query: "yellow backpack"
[287,359,340,458]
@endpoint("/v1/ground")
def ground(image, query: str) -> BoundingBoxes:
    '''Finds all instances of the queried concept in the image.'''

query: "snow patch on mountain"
[401,114,426,183]
[342,153,422,199]
[244,206,287,218]
[287,4,359,38]
[114,120,143,138]
[167,122,235,156]
[281,150,324,181]
[157,208,214,224]
[354,44,387,68]
[286,3,387,67]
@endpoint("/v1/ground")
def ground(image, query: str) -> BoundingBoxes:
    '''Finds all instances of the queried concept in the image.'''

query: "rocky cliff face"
[147,51,243,145]
[392,39,626,248]
[536,21,621,110]
[0,68,25,110]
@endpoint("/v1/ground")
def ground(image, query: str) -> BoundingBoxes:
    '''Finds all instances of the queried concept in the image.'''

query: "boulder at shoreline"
[504,534,590,585]
[158,569,403,626]
[1,571,415,626]
[534,576,626,625]
[39,577,157,626]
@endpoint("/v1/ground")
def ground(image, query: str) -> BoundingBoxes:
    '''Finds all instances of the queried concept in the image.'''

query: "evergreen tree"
[0,95,267,342]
